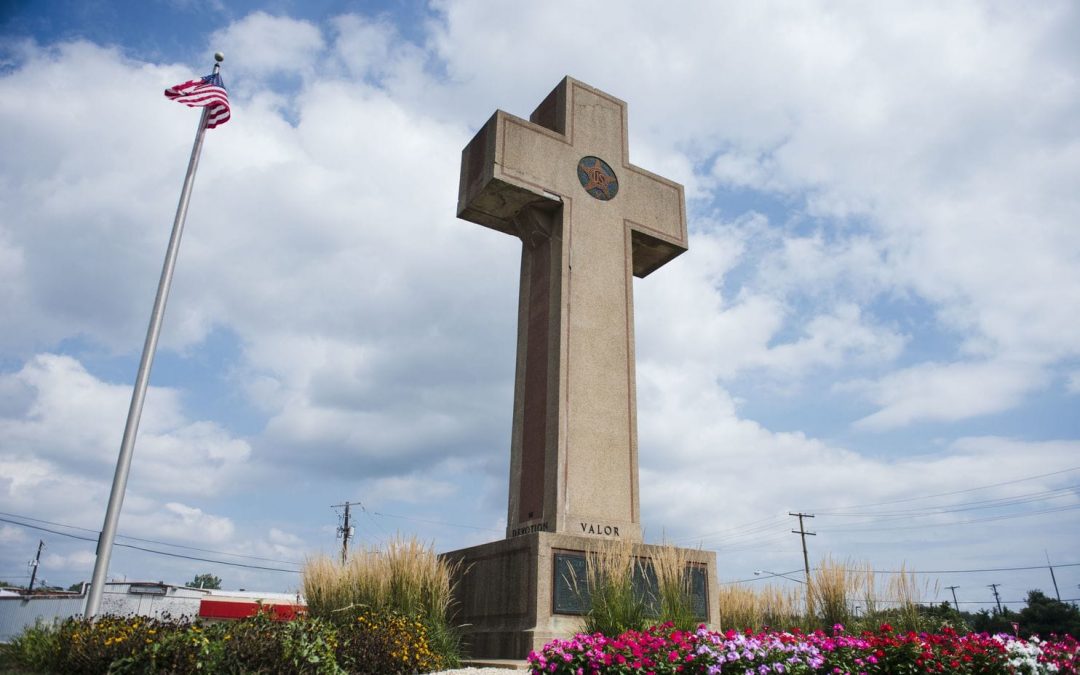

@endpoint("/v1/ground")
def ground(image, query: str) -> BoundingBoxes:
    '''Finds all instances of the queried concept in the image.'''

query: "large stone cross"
[458,77,687,543]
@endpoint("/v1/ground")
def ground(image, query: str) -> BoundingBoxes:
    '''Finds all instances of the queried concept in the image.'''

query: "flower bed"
[3,609,448,674]
[528,623,1080,674]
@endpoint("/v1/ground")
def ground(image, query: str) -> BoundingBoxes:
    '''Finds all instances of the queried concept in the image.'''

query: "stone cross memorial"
[443,77,718,661]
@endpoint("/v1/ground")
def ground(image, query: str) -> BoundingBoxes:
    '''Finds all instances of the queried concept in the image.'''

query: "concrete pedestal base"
[440,532,719,661]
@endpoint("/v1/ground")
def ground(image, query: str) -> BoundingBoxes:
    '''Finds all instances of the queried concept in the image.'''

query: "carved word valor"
[580,522,620,536]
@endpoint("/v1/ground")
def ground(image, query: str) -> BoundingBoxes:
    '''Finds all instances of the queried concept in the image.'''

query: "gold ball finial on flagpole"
[214,52,224,63]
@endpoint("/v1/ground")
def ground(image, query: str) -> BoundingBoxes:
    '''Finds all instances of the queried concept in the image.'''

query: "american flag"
[164,72,231,129]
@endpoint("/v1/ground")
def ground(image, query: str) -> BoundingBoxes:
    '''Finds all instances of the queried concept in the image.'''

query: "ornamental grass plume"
[302,535,455,624]
[575,537,651,636]
[809,555,863,630]
[717,583,760,631]
[301,534,461,666]
[759,582,804,631]
[650,542,699,632]
[886,561,937,634]
[717,582,802,632]
[859,559,879,620]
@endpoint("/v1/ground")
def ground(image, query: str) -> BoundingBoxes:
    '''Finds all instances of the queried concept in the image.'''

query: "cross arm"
[624,166,688,277]
[458,111,566,236]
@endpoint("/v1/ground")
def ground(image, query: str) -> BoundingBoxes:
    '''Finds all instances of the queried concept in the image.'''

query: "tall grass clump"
[887,562,937,634]
[651,544,699,631]
[720,558,945,634]
[571,540,710,635]
[809,555,863,630]
[859,560,879,620]
[717,584,760,631]
[717,583,803,632]
[302,535,460,667]
[575,538,650,636]
[760,583,805,631]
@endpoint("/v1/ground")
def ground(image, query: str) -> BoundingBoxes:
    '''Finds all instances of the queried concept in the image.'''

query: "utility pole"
[988,583,1003,613]
[789,512,816,616]
[789,512,816,583]
[1046,551,1061,601]
[333,502,354,564]
[27,540,45,592]
[945,585,960,612]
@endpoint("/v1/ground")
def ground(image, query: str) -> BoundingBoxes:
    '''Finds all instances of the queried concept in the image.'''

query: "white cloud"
[848,360,1046,431]
[638,361,1079,558]
[43,550,97,573]
[2,2,1079,592]
[635,226,905,382]
[0,355,250,495]
[209,12,326,81]
[0,525,25,546]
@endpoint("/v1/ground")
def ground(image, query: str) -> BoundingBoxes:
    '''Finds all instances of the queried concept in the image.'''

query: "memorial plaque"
[689,565,708,621]
[551,552,708,621]
[553,552,588,615]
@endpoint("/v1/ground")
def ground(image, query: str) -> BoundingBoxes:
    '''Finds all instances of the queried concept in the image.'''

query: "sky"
[0,1,1078,612]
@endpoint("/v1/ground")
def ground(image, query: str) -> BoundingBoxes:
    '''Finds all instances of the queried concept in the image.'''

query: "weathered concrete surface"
[441,532,718,661]
[458,77,688,544]
[451,77,709,662]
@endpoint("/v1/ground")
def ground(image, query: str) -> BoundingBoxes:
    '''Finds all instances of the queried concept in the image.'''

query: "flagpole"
[85,53,224,618]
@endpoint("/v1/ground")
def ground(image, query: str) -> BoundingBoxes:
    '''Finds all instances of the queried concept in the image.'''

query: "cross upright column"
[458,77,688,543]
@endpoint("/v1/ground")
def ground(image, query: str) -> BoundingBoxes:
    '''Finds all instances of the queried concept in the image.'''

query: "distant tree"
[969,606,1020,635]
[188,573,222,590]
[1016,590,1080,639]
[67,582,85,592]
[918,601,970,632]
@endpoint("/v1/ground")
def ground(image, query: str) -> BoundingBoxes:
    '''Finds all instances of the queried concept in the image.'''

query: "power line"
[674,514,791,546]
[0,510,303,565]
[0,516,300,574]
[358,503,394,543]
[872,597,1080,606]
[818,484,1079,519]
[369,510,501,532]
[833,562,1080,575]
[721,568,807,585]
[811,465,1080,513]
[816,503,1080,533]
[722,561,1080,585]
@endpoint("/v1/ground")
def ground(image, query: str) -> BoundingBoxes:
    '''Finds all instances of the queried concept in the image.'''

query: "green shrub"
[6,619,65,673]
[5,612,351,675]
[302,535,461,667]
[110,614,226,674]
[335,609,445,675]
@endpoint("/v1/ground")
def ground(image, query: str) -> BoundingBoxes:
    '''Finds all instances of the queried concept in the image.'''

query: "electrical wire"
[369,510,501,532]
[816,502,1080,533]
[0,516,300,574]
[832,562,1080,575]
[0,510,303,566]
[720,568,806,585]
[811,465,1080,513]
[674,514,790,546]
[817,485,1079,519]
